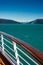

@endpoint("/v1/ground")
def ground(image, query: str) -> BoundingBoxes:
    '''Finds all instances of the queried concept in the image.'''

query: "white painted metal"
[13,41,20,65]
[1,34,4,53]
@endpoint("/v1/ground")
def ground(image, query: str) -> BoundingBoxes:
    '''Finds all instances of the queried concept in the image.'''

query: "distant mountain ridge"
[0,19,21,24]
[28,19,43,24]
[0,19,43,24]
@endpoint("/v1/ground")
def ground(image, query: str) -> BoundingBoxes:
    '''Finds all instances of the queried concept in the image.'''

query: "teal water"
[0,24,43,52]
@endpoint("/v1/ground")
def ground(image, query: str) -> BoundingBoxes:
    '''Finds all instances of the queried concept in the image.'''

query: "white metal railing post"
[13,41,20,65]
[1,34,4,53]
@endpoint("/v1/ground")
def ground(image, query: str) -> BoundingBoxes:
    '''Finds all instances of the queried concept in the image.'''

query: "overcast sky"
[0,0,43,22]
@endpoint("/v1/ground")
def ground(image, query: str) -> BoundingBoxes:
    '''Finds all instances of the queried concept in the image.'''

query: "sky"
[0,0,43,22]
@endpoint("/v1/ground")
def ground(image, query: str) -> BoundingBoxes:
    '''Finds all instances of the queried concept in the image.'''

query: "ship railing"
[0,32,43,65]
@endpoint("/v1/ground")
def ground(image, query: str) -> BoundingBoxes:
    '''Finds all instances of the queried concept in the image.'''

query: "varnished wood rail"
[0,32,43,65]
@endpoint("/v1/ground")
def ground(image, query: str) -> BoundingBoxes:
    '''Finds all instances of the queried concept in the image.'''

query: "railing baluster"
[1,34,4,53]
[13,41,20,65]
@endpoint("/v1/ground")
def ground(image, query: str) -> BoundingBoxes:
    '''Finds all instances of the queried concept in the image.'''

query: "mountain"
[28,19,43,24]
[0,19,21,24]
[0,19,43,24]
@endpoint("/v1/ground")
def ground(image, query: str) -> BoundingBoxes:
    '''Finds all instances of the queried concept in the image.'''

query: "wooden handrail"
[0,32,43,64]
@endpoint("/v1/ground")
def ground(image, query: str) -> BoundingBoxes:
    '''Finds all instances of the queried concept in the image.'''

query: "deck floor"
[0,58,5,65]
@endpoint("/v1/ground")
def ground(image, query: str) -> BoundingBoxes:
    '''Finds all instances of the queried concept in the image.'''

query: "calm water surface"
[0,24,43,52]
